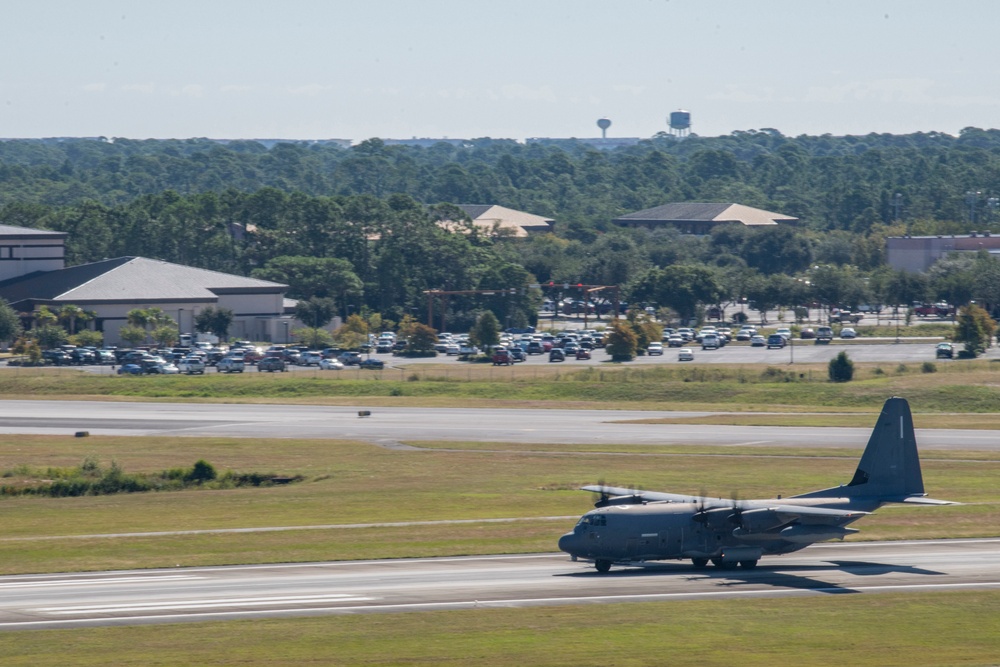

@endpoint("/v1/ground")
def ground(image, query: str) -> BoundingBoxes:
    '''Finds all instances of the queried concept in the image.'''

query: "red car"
[575,349,591,360]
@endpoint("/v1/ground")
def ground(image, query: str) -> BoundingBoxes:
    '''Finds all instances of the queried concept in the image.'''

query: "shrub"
[187,459,217,483]
[828,351,854,383]
[921,361,937,373]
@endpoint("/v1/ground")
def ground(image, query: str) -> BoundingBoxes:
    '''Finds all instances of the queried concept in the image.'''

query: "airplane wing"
[580,485,706,504]
[769,505,869,524]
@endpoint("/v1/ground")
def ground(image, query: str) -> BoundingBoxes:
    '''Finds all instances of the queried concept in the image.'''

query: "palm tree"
[58,304,85,335]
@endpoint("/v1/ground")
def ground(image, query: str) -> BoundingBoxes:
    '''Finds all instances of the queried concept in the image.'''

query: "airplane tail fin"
[842,397,924,500]
[798,397,946,503]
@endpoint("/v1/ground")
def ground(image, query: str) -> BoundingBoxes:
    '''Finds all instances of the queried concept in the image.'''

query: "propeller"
[591,478,609,507]
[727,491,745,527]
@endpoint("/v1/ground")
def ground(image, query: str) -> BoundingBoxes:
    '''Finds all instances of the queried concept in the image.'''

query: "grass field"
[0,592,997,666]
[6,358,1000,412]
[0,434,995,575]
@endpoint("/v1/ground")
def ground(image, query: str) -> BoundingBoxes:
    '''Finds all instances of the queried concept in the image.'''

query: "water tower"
[668,110,691,138]
[597,117,612,140]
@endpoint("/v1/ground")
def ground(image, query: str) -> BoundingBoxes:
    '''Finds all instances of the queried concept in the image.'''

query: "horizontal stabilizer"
[894,495,960,506]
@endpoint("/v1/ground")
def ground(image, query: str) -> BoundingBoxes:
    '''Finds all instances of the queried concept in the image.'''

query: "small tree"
[152,325,179,348]
[954,304,996,358]
[627,311,662,355]
[0,299,23,344]
[119,324,148,347]
[828,351,855,383]
[469,311,501,350]
[294,297,337,329]
[72,329,104,348]
[335,313,369,349]
[605,319,638,361]
[407,323,439,354]
[33,323,68,349]
[292,327,334,349]
[194,307,234,342]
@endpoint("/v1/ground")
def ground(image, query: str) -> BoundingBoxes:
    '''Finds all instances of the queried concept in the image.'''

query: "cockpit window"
[577,514,607,527]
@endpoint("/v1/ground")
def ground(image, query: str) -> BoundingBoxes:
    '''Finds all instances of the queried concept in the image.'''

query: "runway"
[0,400,998,450]
[0,539,997,630]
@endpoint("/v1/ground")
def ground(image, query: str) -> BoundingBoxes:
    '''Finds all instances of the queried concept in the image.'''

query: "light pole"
[282,321,289,344]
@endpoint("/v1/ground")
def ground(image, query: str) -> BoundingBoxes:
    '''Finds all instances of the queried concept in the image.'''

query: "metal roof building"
[0,255,289,344]
[612,202,798,234]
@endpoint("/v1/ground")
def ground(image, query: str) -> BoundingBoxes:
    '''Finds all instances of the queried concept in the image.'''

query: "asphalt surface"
[0,400,998,450]
[0,538,997,629]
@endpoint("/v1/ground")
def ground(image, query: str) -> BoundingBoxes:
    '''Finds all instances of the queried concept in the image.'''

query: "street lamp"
[282,320,289,344]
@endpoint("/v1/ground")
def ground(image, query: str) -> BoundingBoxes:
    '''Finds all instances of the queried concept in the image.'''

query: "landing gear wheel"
[739,560,758,569]
[691,558,709,568]
[595,560,612,574]
[710,557,724,567]
[712,557,737,569]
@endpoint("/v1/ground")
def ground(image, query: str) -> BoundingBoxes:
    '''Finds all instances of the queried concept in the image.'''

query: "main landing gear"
[701,557,758,569]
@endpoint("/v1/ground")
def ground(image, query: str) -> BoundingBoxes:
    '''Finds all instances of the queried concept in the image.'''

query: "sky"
[2,0,999,142]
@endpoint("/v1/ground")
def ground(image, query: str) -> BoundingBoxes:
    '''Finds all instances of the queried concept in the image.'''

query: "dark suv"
[258,356,287,372]
[766,334,786,349]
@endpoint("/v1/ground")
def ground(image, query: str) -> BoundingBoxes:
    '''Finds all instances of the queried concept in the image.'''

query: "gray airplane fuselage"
[557,494,873,565]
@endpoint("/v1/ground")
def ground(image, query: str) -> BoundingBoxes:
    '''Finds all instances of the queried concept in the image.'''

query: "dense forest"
[4,128,1000,327]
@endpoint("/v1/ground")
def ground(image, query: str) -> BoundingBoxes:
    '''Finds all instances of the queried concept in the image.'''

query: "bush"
[828,351,854,383]
[187,459,217,483]
[921,361,937,373]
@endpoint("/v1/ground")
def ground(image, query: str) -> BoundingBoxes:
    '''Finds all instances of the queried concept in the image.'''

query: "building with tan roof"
[612,202,798,234]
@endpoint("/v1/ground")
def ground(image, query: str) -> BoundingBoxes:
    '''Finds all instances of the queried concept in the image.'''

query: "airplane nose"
[558,532,578,555]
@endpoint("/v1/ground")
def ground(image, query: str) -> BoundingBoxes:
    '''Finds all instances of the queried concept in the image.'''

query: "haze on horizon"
[2,0,998,142]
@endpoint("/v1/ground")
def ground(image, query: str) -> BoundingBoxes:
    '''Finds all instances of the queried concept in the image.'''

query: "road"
[0,538,997,630]
[0,400,998,450]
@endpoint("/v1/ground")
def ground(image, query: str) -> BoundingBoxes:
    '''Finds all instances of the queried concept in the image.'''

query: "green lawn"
[0,434,995,574]
[0,592,997,666]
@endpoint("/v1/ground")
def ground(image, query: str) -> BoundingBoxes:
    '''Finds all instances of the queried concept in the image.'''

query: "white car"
[678,347,694,361]
[647,342,664,355]
[319,358,344,370]
[776,328,792,340]
[176,357,206,374]
[840,327,857,339]
[300,351,323,366]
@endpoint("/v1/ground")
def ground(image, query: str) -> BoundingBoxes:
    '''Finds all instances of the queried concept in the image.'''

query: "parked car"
[935,342,954,359]
[678,347,694,361]
[575,348,591,360]
[146,362,180,374]
[840,327,857,339]
[216,357,245,373]
[116,363,145,375]
[258,357,287,372]
[815,326,834,344]
[300,351,323,366]
[750,335,766,347]
[444,344,461,356]
[549,348,566,362]
[319,358,344,370]
[736,327,756,341]
[339,351,362,365]
[666,334,684,348]
[526,341,544,355]
[775,328,792,341]
[647,342,664,355]
[799,328,816,340]
[359,358,385,370]
[701,334,720,350]
[43,349,71,366]
[507,347,526,362]
[491,349,513,366]
[176,357,206,374]
[766,334,786,349]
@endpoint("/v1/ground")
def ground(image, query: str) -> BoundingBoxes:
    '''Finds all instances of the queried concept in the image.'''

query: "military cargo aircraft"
[558,397,955,573]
